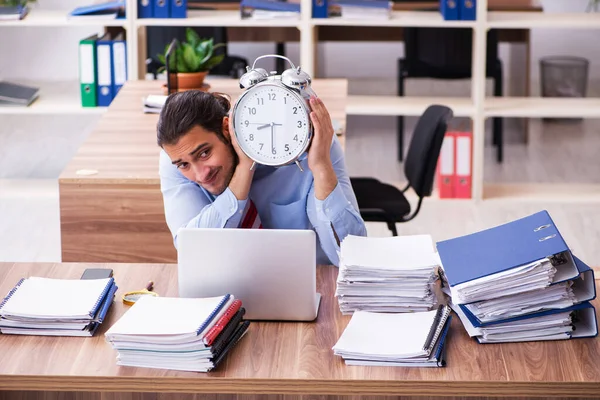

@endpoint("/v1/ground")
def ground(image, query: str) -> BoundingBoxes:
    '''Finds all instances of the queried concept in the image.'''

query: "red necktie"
[239,199,263,229]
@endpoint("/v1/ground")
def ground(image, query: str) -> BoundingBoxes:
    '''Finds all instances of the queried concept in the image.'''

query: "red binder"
[453,131,472,199]
[437,132,455,199]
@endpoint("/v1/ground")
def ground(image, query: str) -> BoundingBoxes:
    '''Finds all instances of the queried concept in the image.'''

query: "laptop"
[177,228,321,321]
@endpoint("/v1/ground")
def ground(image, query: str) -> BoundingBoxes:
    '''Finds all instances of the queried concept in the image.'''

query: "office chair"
[350,104,453,236]
[397,27,503,163]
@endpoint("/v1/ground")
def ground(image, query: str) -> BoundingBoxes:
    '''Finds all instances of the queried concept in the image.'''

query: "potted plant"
[587,0,600,11]
[157,28,226,91]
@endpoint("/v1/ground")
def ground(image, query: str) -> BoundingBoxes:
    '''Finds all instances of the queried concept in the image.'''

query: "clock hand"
[256,123,271,130]
[271,123,275,154]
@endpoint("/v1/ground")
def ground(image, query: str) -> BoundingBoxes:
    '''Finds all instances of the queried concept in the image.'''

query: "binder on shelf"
[79,34,98,107]
[460,0,476,21]
[170,0,187,18]
[312,0,328,18]
[96,33,114,107]
[439,0,459,20]
[437,132,455,198]
[153,0,170,18]
[68,0,125,19]
[453,131,472,199]
[436,210,580,289]
[240,0,300,18]
[111,33,128,96]
[138,0,154,18]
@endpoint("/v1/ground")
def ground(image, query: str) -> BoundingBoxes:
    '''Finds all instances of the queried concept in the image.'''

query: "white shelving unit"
[2,0,599,201]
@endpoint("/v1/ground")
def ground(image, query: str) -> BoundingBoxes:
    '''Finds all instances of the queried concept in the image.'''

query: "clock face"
[233,83,311,166]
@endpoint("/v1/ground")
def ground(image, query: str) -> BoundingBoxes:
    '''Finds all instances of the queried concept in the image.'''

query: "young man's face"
[163,119,236,196]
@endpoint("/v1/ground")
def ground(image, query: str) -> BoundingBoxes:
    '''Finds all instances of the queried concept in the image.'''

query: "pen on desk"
[203,299,243,346]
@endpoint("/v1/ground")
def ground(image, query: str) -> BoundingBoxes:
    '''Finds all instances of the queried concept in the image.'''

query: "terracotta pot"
[176,71,208,90]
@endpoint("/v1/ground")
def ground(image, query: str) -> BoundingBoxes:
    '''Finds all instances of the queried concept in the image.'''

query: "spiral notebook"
[105,294,233,344]
[333,305,451,362]
[0,276,114,321]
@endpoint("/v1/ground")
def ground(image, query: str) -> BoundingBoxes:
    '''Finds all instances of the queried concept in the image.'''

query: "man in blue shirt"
[157,90,367,266]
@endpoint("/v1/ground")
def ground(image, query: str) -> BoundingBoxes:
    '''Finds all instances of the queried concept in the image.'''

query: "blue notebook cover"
[436,210,579,287]
[240,0,300,12]
[69,0,124,16]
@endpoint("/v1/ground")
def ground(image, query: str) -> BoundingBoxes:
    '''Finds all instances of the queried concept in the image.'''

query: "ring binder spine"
[0,278,25,312]
[422,305,451,354]
[88,277,115,318]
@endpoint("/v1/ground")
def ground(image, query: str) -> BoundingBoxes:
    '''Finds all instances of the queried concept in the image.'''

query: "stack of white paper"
[332,307,451,367]
[0,276,117,336]
[142,94,167,114]
[105,295,250,372]
[336,235,438,314]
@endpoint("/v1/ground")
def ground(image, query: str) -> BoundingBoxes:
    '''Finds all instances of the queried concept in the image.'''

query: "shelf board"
[347,95,474,117]
[484,183,600,203]
[0,9,128,27]
[485,97,600,118]
[487,11,600,29]
[136,10,300,27]
[0,81,106,115]
[312,11,476,27]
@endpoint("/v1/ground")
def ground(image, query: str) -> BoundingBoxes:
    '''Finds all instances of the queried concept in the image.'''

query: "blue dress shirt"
[159,135,367,266]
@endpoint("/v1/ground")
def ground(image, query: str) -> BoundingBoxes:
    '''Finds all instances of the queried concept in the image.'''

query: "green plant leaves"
[156,28,225,73]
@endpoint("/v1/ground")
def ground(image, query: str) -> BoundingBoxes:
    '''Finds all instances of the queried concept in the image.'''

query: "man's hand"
[226,115,254,170]
[225,115,255,200]
[307,97,338,200]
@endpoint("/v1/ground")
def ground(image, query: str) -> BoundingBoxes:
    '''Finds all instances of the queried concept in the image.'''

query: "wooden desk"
[0,262,599,400]
[58,79,348,263]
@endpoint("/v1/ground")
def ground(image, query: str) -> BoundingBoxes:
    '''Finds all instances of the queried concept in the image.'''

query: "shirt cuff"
[212,187,248,227]
[314,182,350,222]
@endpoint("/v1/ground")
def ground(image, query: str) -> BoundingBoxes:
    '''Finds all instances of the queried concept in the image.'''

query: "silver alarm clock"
[231,54,317,171]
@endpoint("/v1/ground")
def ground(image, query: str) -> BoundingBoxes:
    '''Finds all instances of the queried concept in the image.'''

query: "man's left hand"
[307,96,335,173]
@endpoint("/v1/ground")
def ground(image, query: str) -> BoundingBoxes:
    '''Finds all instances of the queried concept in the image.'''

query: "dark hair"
[157,90,231,147]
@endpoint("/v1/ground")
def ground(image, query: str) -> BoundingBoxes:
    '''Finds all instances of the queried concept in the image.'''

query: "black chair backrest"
[404,105,453,198]
[404,27,499,74]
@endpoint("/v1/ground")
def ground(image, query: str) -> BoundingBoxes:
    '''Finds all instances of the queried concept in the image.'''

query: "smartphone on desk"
[81,268,114,280]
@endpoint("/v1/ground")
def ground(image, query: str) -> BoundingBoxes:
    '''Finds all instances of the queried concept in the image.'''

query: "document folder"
[459,255,596,327]
[436,210,579,288]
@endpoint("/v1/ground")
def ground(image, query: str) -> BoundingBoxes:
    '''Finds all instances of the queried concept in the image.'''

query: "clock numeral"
[272,148,277,155]
[297,121,302,128]
[292,107,298,114]
[257,98,264,105]
[259,143,264,150]
[285,144,290,152]
[284,97,287,104]
[293,135,298,141]
[249,134,254,141]
[268,93,276,101]
[249,107,257,115]
[244,120,249,127]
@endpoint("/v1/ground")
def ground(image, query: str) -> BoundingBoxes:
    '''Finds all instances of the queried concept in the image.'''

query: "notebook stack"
[0,276,117,336]
[105,294,249,372]
[333,305,452,367]
[437,210,598,343]
[336,235,439,314]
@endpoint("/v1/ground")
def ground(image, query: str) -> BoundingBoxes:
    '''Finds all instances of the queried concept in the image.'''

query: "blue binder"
[240,0,300,12]
[436,210,580,288]
[153,0,169,18]
[110,33,127,96]
[312,0,328,18]
[459,255,597,327]
[138,0,153,18]
[69,0,125,17]
[96,33,114,107]
[170,0,187,18]
[439,0,459,20]
[460,0,476,20]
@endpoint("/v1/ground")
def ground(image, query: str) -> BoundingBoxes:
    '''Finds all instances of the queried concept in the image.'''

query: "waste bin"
[540,56,589,122]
